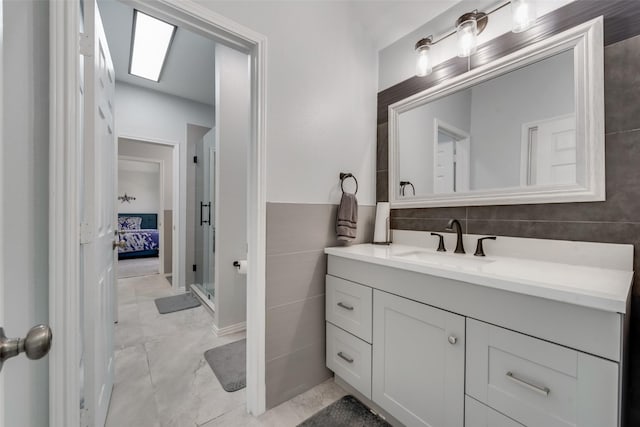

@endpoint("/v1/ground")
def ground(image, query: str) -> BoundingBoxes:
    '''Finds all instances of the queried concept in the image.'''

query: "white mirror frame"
[389,17,604,208]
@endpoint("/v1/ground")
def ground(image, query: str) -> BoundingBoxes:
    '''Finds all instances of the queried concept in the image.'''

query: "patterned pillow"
[118,216,142,230]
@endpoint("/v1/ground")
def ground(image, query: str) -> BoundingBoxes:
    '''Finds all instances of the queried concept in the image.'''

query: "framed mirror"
[389,17,604,208]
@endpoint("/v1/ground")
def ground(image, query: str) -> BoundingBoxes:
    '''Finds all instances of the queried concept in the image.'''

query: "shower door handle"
[200,202,211,225]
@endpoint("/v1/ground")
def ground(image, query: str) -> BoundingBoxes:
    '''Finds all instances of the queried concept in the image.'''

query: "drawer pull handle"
[506,371,550,397]
[337,352,354,363]
[337,302,354,311]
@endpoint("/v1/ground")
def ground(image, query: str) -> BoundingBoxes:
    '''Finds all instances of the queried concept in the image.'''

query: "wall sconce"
[415,0,538,76]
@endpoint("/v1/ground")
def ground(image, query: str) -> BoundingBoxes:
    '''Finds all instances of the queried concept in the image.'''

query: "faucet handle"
[430,233,446,252]
[474,236,497,257]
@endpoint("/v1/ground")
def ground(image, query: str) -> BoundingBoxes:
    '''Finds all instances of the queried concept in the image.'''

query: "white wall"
[117,162,160,214]
[214,44,249,329]
[378,0,576,91]
[197,1,378,206]
[469,49,575,189]
[398,89,471,196]
[115,81,214,144]
[118,139,173,210]
[2,1,50,425]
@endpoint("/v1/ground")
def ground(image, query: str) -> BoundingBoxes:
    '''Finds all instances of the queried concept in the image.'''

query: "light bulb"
[457,19,478,58]
[416,45,432,77]
[511,0,536,33]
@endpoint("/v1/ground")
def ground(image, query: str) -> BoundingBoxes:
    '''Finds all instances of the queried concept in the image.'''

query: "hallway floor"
[108,273,346,427]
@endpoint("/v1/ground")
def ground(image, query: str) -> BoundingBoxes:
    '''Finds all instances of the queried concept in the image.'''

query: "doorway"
[49,1,267,426]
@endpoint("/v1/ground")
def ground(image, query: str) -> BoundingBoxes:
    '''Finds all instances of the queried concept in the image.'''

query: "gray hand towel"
[336,192,358,241]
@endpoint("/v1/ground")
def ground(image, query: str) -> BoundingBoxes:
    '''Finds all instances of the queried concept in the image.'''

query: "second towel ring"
[340,172,358,194]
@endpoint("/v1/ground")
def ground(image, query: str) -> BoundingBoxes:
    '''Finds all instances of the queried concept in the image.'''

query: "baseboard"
[212,321,246,337]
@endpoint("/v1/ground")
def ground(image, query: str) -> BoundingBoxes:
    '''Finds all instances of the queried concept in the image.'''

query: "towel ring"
[340,173,358,194]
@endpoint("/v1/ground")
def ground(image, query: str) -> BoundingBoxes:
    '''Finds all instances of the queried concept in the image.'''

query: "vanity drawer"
[326,322,372,399]
[466,318,619,427]
[465,396,524,427]
[326,275,372,342]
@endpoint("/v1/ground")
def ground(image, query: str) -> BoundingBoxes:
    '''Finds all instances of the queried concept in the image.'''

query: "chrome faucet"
[445,219,465,254]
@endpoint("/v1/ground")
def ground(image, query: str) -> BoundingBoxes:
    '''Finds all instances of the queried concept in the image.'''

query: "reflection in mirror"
[396,49,576,199]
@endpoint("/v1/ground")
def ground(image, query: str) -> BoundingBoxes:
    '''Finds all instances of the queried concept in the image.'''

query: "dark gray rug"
[298,395,391,427]
[204,339,246,392]
[154,293,201,314]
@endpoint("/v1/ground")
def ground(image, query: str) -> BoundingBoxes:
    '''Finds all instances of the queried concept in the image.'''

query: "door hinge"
[78,33,92,57]
[79,223,93,244]
[193,156,198,164]
[193,264,197,272]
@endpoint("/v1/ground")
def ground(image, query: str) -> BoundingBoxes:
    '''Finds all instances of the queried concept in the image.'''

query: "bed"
[117,213,160,260]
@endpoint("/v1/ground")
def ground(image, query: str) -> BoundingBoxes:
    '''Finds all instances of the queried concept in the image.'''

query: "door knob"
[0,325,53,372]
[448,335,458,345]
[113,240,126,250]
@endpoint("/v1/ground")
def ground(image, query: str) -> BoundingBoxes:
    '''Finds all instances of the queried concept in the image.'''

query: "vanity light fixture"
[415,37,433,77]
[414,0,538,76]
[129,10,177,82]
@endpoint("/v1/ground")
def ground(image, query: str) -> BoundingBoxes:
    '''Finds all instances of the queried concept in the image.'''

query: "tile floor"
[107,273,346,427]
[117,257,161,278]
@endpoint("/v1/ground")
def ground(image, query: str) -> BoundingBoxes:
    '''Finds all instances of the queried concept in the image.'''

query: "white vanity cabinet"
[324,244,630,427]
[372,290,465,427]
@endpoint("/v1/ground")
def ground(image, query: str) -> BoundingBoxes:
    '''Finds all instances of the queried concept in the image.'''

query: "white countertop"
[325,244,633,313]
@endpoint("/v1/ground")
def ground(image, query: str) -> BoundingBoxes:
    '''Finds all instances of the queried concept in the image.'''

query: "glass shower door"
[194,130,216,302]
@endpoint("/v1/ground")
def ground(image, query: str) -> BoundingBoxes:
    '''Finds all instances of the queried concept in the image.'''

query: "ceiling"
[97,0,461,105]
[349,1,460,50]
[98,0,216,106]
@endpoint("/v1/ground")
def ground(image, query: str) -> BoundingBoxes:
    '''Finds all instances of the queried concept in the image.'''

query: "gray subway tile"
[392,217,467,235]
[265,295,326,362]
[377,122,388,172]
[266,203,376,255]
[265,342,332,410]
[466,219,640,245]
[605,34,640,134]
[377,170,388,202]
[266,250,327,309]
[391,207,467,220]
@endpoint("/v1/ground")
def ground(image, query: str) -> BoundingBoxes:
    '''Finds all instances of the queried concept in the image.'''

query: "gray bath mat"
[298,395,391,427]
[204,339,246,392]
[154,293,201,314]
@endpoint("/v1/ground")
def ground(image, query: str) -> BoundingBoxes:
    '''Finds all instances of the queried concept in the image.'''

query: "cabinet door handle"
[337,302,354,311]
[448,335,457,345]
[506,371,550,397]
[337,351,354,363]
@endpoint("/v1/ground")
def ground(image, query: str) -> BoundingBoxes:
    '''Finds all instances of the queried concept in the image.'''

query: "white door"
[434,137,455,194]
[372,290,465,427]
[522,115,576,186]
[82,1,116,426]
[535,115,577,185]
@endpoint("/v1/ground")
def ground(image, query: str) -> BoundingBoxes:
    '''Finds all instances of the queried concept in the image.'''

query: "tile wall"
[264,203,375,408]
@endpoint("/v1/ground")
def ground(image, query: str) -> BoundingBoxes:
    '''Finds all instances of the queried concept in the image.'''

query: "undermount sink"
[391,250,495,270]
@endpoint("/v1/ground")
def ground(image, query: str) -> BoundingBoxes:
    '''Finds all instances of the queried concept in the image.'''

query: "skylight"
[129,10,177,82]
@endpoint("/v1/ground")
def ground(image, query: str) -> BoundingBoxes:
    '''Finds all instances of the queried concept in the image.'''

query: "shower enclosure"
[193,130,216,304]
